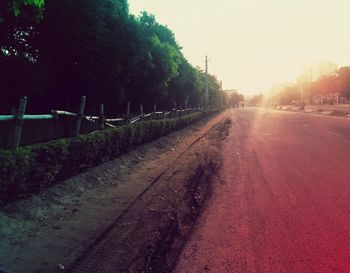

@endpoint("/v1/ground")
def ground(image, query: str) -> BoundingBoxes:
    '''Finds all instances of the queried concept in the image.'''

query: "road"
[175,108,350,273]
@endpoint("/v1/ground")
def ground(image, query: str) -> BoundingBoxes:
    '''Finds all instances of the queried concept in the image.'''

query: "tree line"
[275,66,350,105]
[252,66,350,106]
[0,0,228,114]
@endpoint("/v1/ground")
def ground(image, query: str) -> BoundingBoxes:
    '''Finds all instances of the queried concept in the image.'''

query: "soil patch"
[0,110,231,273]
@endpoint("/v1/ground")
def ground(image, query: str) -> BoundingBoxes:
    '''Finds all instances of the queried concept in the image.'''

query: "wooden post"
[13,96,28,150]
[184,101,188,115]
[125,101,131,124]
[140,104,144,121]
[99,104,105,130]
[173,101,177,118]
[75,96,86,136]
[153,104,157,120]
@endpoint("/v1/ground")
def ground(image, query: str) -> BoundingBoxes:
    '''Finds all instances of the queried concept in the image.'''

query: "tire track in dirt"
[66,111,233,273]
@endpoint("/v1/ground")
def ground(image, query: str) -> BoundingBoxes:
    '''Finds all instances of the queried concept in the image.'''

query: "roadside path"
[0,111,229,273]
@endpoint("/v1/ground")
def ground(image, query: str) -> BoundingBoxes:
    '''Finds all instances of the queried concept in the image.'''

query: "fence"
[0,96,203,150]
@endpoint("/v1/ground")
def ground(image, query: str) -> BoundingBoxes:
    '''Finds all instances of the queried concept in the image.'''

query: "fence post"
[172,101,177,118]
[12,96,28,150]
[153,104,157,120]
[75,96,86,136]
[99,104,105,130]
[184,101,188,115]
[140,104,144,121]
[179,105,183,117]
[125,101,131,124]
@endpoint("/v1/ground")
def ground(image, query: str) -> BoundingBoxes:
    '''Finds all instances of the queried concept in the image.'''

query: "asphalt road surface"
[175,108,350,273]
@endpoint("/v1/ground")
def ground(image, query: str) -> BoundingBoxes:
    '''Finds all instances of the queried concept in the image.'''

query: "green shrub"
[0,109,219,205]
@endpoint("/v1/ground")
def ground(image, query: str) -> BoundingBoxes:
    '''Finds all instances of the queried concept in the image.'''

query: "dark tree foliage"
[0,0,44,112]
[206,73,222,107]
[167,58,204,108]
[0,0,223,114]
[0,0,44,22]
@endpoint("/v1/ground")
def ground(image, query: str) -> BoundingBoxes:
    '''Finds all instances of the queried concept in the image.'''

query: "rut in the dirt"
[66,116,232,273]
[0,111,232,273]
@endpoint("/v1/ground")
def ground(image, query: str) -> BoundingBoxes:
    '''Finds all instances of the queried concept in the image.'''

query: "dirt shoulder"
[0,110,232,273]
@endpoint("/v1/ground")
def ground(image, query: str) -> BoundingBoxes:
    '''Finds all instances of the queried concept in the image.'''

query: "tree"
[205,73,221,107]
[0,0,45,112]
[0,0,224,114]
[229,91,244,106]
[127,12,182,108]
[0,0,44,23]
[30,0,134,111]
[275,85,300,105]
[248,94,263,106]
[167,58,204,108]
[338,67,350,99]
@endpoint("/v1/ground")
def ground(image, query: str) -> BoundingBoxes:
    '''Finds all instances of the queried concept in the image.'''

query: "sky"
[128,0,350,95]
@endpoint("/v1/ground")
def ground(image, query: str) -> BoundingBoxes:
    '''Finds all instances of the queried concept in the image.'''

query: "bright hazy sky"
[128,0,350,95]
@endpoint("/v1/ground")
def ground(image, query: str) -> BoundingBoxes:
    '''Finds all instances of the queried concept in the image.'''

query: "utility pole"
[205,55,209,108]
[300,82,304,110]
[219,80,223,108]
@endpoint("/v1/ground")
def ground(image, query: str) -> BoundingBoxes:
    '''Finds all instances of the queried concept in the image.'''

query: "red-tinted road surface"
[175,108,350,273]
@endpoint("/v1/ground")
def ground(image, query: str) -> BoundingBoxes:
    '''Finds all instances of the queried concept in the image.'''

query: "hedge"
[0,109,219,205]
